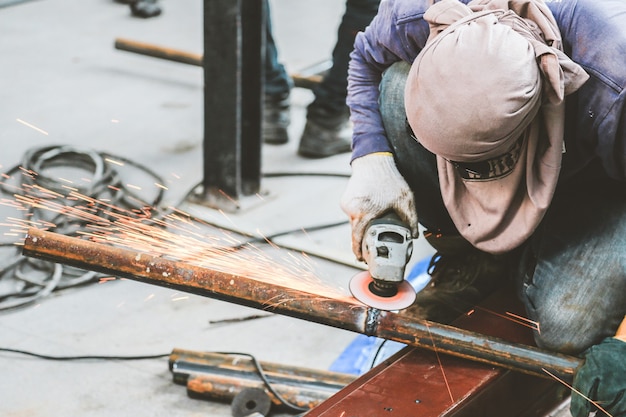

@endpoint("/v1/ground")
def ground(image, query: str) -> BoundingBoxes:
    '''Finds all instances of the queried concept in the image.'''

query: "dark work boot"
[405,233,514,324]
[297,105,351,158]
[130,0,162,18]
[263,92,291,145]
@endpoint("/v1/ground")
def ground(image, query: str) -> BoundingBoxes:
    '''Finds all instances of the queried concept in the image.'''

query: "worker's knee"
[530,312,604,355]
[518,259,626,355]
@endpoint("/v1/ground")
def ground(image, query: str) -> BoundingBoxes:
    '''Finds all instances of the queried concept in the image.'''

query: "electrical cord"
[216,352,310,414]
[176,175,351,259]
[0,346,309,413]
[0,144,167,312]
[0,347,170,361]
[369,339,390,370]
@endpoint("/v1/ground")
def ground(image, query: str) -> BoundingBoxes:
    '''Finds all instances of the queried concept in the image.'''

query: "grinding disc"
[349,271,417,311]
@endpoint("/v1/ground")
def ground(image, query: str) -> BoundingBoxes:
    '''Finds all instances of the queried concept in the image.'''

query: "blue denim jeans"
[264,0,292,97]
[380,61,626,355]
[265,0,380,113]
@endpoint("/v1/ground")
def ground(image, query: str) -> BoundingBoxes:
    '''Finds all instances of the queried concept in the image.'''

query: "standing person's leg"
[378,61,516,323]
[263,0,293,144]
[516,165,626,354]
[298,0,381,158]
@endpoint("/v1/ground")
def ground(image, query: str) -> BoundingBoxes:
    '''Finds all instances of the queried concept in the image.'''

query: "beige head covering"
[404,0,589,254]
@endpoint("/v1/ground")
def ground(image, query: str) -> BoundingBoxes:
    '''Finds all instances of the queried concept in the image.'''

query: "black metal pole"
[201,0,264,211]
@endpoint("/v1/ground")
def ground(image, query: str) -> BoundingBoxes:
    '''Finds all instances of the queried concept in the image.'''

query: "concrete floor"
[0,0,571,416]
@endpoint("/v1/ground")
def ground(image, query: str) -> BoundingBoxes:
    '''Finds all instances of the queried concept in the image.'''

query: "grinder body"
[350,212,416,310]
[362,212,414,295]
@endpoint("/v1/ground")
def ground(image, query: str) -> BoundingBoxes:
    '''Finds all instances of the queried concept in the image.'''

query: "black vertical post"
[241,0,264,196]
[201,0,264,211]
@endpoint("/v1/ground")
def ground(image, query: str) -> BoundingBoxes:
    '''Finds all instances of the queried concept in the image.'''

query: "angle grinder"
[349,212,416,311]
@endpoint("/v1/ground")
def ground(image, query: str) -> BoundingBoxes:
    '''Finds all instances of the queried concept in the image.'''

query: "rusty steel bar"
[169,349,356,387]
[22,228,583,382]
[170,349,354,409]
[115,38,203,67]
[114,37,323,90]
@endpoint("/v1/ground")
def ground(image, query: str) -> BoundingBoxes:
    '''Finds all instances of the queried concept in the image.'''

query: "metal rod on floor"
[114,37,325,89]
[115,38,203,66]
[170,349,355,408]
[21,228,583,382]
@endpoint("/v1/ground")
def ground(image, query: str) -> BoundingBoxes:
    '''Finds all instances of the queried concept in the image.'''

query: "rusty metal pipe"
[22,228,582,382]
[170,349,354,409]
[114,37,323,89]
[114,38,203,67]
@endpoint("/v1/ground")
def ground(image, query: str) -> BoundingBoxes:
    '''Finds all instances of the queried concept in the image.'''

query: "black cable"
[369,339,390,370]
[262,171,349,179]
[216,352,310,413]
[0,145,167,312]
[0,347,169,361]
[0,346,309,413]
[174,177,350,261]
[229,219,349,251]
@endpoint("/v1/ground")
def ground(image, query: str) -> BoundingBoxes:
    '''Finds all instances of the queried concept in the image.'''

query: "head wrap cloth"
[404,0,589,253]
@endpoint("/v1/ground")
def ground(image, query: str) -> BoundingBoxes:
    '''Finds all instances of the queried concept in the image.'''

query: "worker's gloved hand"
[340,152,418,261]
[570,337,626,417]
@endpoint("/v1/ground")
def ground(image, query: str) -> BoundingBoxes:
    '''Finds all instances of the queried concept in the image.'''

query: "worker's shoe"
[406,234,514,324]
[130,0,162,18]
[263,92,291,145]
[297,106,351,158]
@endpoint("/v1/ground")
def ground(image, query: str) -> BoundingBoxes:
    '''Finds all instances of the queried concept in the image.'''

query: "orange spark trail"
[426,323,454,404]
[542,368,613,417]
[16,119,49,135]
[469,306,541,333]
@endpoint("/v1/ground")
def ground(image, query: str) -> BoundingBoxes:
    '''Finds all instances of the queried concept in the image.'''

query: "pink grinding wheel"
[349,271,416,311]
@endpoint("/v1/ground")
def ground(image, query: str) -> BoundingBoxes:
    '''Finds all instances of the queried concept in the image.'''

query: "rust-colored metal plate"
[306,286,567,417]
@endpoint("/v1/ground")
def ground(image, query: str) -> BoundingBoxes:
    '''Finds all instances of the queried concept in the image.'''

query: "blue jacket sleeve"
[347,0,432,161]
[546,0,626,180]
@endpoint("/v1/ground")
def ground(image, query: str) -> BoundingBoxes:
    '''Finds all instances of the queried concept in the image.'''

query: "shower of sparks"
[0,168,351,300]
[16,119,49,136]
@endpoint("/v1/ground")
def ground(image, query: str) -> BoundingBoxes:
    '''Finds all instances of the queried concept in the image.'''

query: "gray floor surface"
[0,0,571,416]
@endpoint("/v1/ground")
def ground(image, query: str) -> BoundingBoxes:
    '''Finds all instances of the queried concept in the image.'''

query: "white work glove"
[340,152,419,261]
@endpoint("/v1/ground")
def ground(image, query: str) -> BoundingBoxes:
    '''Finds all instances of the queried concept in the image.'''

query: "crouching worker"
[340,0,626,415]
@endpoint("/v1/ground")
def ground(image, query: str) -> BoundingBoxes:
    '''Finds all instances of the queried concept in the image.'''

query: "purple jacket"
[347,0,626,181]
